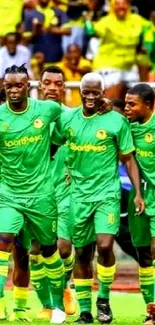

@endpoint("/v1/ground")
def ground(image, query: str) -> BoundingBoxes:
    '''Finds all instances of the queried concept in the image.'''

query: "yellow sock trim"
[30,254,44,265]
[0,251,11,261]
[44,264,64,279]
[31,268,46,281]
[13,286,28,300]
[97,263,116,277]
[74,279,93,286]
[139,266,153,275]
[63,252,74,265]
[43,250,60,264]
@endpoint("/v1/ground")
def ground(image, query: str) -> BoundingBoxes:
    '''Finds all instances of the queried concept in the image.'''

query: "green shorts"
[57,196,71,241]
[128,184,155,247]
[70,198,120,247]
[15,221,31,250]
[0,192,57,246]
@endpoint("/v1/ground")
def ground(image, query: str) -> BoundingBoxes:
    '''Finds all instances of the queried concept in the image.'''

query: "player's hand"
[134,194,145,215]
[98,98,112,115]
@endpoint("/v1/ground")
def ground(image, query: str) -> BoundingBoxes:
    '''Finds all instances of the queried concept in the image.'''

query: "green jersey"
[131,113,155,185]
[53,107,134,202]
[0,98,61,195]
[50,104,71,203]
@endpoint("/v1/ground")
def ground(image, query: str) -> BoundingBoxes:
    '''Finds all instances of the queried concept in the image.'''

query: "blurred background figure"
[57,43,92,106]
[0,32,32,85]
[84,0,154,99]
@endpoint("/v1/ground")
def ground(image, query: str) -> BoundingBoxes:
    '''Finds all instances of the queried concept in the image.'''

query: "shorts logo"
[96,129,107,140]
[144,133,153,143]
[108,213,115,224]
[33,119,44,129]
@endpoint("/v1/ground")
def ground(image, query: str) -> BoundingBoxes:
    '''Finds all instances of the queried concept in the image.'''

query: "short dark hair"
[41,66,65,80]
[127,83,155,108]
[5,32,21,44]
[112,98,125,112]
[5,64,29,77]
[0,88,6,103]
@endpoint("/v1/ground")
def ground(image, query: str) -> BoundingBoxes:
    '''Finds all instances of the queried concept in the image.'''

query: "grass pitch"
[3,290,146,325]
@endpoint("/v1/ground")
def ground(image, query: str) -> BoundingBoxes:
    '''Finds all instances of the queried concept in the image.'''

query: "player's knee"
[41,243,57,258]
[58,239,72,259]
[0,234,14,252]
[137,246,152,267]
[151,245,155,261]
[30,241,41,255]
[97,236,113,256]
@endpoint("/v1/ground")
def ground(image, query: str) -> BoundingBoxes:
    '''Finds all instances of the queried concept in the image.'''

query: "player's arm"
[51,111,67,146]
[117,118,145,214]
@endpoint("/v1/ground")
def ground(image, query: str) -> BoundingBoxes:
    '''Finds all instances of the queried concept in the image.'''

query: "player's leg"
[95,198,120,324]
[128,192,153,324]
[57,203,76,315]
[0,205,24,320]
[27,193,65,324]
[115,188,138,261]
[10,242,31,322]
[30,240,53,320]
[70,200,96,323]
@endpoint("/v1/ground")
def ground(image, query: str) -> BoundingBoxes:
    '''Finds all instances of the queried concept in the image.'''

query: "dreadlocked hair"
[5,64,29,77]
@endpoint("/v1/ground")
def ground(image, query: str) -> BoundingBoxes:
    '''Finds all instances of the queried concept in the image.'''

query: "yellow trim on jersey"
[7,99,30,115]
[81,110,98,119]
[120,147,135,155]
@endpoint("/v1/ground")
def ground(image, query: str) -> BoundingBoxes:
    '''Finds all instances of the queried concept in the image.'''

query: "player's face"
[113,0,129,20]
[125,93,147,122]
[41,72,65,103]
[4,73,29,104]
[81,80,103,115]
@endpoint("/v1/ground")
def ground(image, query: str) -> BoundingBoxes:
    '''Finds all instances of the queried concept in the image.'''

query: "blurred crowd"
[1,0,155,106]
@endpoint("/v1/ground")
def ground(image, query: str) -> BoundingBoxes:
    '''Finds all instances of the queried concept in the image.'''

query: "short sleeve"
[116,118,135,155]
[51,112,66,145]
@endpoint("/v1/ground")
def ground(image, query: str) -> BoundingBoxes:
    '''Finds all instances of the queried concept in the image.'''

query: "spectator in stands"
[0,33,31,84]
[23,0,71,65]
[83,0,106,59]
[84,0,154,99]
[57,43,92,106]
[62,0,87,52]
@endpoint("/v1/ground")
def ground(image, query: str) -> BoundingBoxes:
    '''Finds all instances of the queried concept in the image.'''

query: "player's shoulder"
[0,102,9,117]
[106,110,128,124]
[32,99,61,115]
[61,106,80,122]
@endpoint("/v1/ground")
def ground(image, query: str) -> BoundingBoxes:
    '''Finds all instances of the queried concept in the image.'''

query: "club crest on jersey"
[144,133,153,143]
[33,119,44,129]
[96,129,107,140]
[2,123,9,131]
[68,128,75,137]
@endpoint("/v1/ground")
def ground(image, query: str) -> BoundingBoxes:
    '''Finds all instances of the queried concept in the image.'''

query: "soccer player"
[0,64,65,324]
[30,66,76,320]
[0,88,31,321]
[52,72,144,323]
[112,98,138,262]
[125,83,155,325]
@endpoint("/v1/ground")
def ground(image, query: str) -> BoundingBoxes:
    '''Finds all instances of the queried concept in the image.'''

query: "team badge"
[33,119,44,129]
[68,128,75,137]
[144,133,153,143]
[2,123,9,131]
[96,129,107,140]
